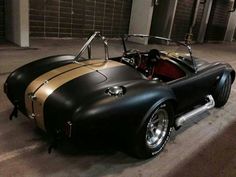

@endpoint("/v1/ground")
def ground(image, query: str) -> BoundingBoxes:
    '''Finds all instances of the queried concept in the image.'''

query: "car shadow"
[170,111,211,142]
[1,107,232,177]
[33,110,212,156]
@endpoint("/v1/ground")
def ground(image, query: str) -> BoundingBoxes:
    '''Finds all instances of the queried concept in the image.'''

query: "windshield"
[122,34,196,71]
[122,34,192,57]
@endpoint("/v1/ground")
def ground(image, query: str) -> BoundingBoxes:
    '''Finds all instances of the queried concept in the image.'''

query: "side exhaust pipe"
[176,95,215,127]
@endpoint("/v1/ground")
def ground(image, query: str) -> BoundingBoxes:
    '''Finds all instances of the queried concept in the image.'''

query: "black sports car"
[4,32,235,158]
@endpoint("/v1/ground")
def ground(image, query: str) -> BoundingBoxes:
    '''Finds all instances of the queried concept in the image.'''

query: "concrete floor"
[0,39,236,177]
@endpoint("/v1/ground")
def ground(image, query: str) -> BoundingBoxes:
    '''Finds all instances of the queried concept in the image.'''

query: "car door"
[169,67,221,113]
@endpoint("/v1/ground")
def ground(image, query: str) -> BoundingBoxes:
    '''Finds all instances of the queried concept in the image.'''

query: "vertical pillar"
[128,0,154,44]
[5,0,29,47]
[197,0,213,43]
[224,1,236,42]
[167,0,178,39]
[150,0,178,43]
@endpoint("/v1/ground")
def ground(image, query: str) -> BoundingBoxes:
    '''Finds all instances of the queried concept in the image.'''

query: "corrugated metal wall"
[0,0,4,40]
[205,0,231,41]
[171,0,205,41]
[171,0,231,42]
[29,0,132,38]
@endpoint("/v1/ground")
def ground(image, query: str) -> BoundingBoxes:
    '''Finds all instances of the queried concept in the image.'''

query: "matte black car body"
[4,32,235,158]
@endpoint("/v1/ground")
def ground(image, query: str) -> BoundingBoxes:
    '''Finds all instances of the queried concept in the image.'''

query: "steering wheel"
[122,49,142,68]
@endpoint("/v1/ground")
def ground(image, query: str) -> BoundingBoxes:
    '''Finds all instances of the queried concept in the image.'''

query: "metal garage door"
[205,0,231,41]
[0,0,5,41]
[171,0,194,41]
[171,0,204,41]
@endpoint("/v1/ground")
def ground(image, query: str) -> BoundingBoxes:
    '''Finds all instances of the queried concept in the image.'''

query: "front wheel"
[132,102,174,159]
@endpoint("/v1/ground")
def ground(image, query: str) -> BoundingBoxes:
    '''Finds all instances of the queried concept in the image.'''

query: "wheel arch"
[137,96,176,133]
[214,71,232,96]
[131,96,176,159]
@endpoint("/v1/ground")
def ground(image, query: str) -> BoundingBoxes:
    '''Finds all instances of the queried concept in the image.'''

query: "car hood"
[24,59,144,130]
[5,56,145,131]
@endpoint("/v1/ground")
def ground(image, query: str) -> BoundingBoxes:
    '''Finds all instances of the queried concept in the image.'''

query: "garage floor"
[0,39,236,177]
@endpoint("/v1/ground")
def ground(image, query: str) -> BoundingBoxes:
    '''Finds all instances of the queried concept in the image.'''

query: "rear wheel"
[132,102,173,159]
[214,73,232,107]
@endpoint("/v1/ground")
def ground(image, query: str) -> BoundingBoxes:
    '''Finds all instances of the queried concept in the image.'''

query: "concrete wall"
[5,0,29,47]
[224,1,236,41]
[128,0,153,44]
[197,0,214,43]
[150,0,178,39]
[225,11,236,41]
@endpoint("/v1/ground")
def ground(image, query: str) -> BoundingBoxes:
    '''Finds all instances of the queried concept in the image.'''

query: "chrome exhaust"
[176,95,215,127]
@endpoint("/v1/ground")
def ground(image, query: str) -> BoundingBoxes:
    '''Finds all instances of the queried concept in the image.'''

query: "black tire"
[214,73,232,108]
[132,102,174,159]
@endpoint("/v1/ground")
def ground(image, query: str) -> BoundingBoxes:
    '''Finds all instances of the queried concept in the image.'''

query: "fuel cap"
[106,86,124,96]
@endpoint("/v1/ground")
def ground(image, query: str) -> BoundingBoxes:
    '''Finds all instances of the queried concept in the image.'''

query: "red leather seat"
[153,60,185,80]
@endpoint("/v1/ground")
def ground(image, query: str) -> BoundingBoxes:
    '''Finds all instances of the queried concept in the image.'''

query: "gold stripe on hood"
[25,60,124,131]
[25,62,85,118]
[81,59,124,70]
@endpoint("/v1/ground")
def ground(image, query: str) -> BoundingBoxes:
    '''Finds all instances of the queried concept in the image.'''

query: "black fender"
[71,80,176,137]
[4,54,74,114]
[215,71,230,96]
[137,96,176,134]
[214,67,234,98]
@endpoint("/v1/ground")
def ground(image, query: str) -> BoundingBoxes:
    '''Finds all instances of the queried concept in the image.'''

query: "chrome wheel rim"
[146,109,169,148]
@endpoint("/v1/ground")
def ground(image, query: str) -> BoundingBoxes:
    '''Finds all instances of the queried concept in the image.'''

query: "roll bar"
[74,31,109,61]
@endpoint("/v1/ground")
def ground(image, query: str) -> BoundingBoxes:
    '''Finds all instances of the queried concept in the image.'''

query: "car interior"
[119,49,186,82]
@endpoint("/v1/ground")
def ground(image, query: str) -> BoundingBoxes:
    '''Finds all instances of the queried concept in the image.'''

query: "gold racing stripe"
[25,60,124,131]
[81,59,124,70]
[25,62,85,117]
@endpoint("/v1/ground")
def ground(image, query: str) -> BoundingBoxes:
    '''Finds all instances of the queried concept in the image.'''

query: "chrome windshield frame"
[122,34,196,72]
[74,31,109,61]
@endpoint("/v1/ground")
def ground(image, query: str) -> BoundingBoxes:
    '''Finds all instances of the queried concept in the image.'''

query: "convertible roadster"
[4,32,235,158]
